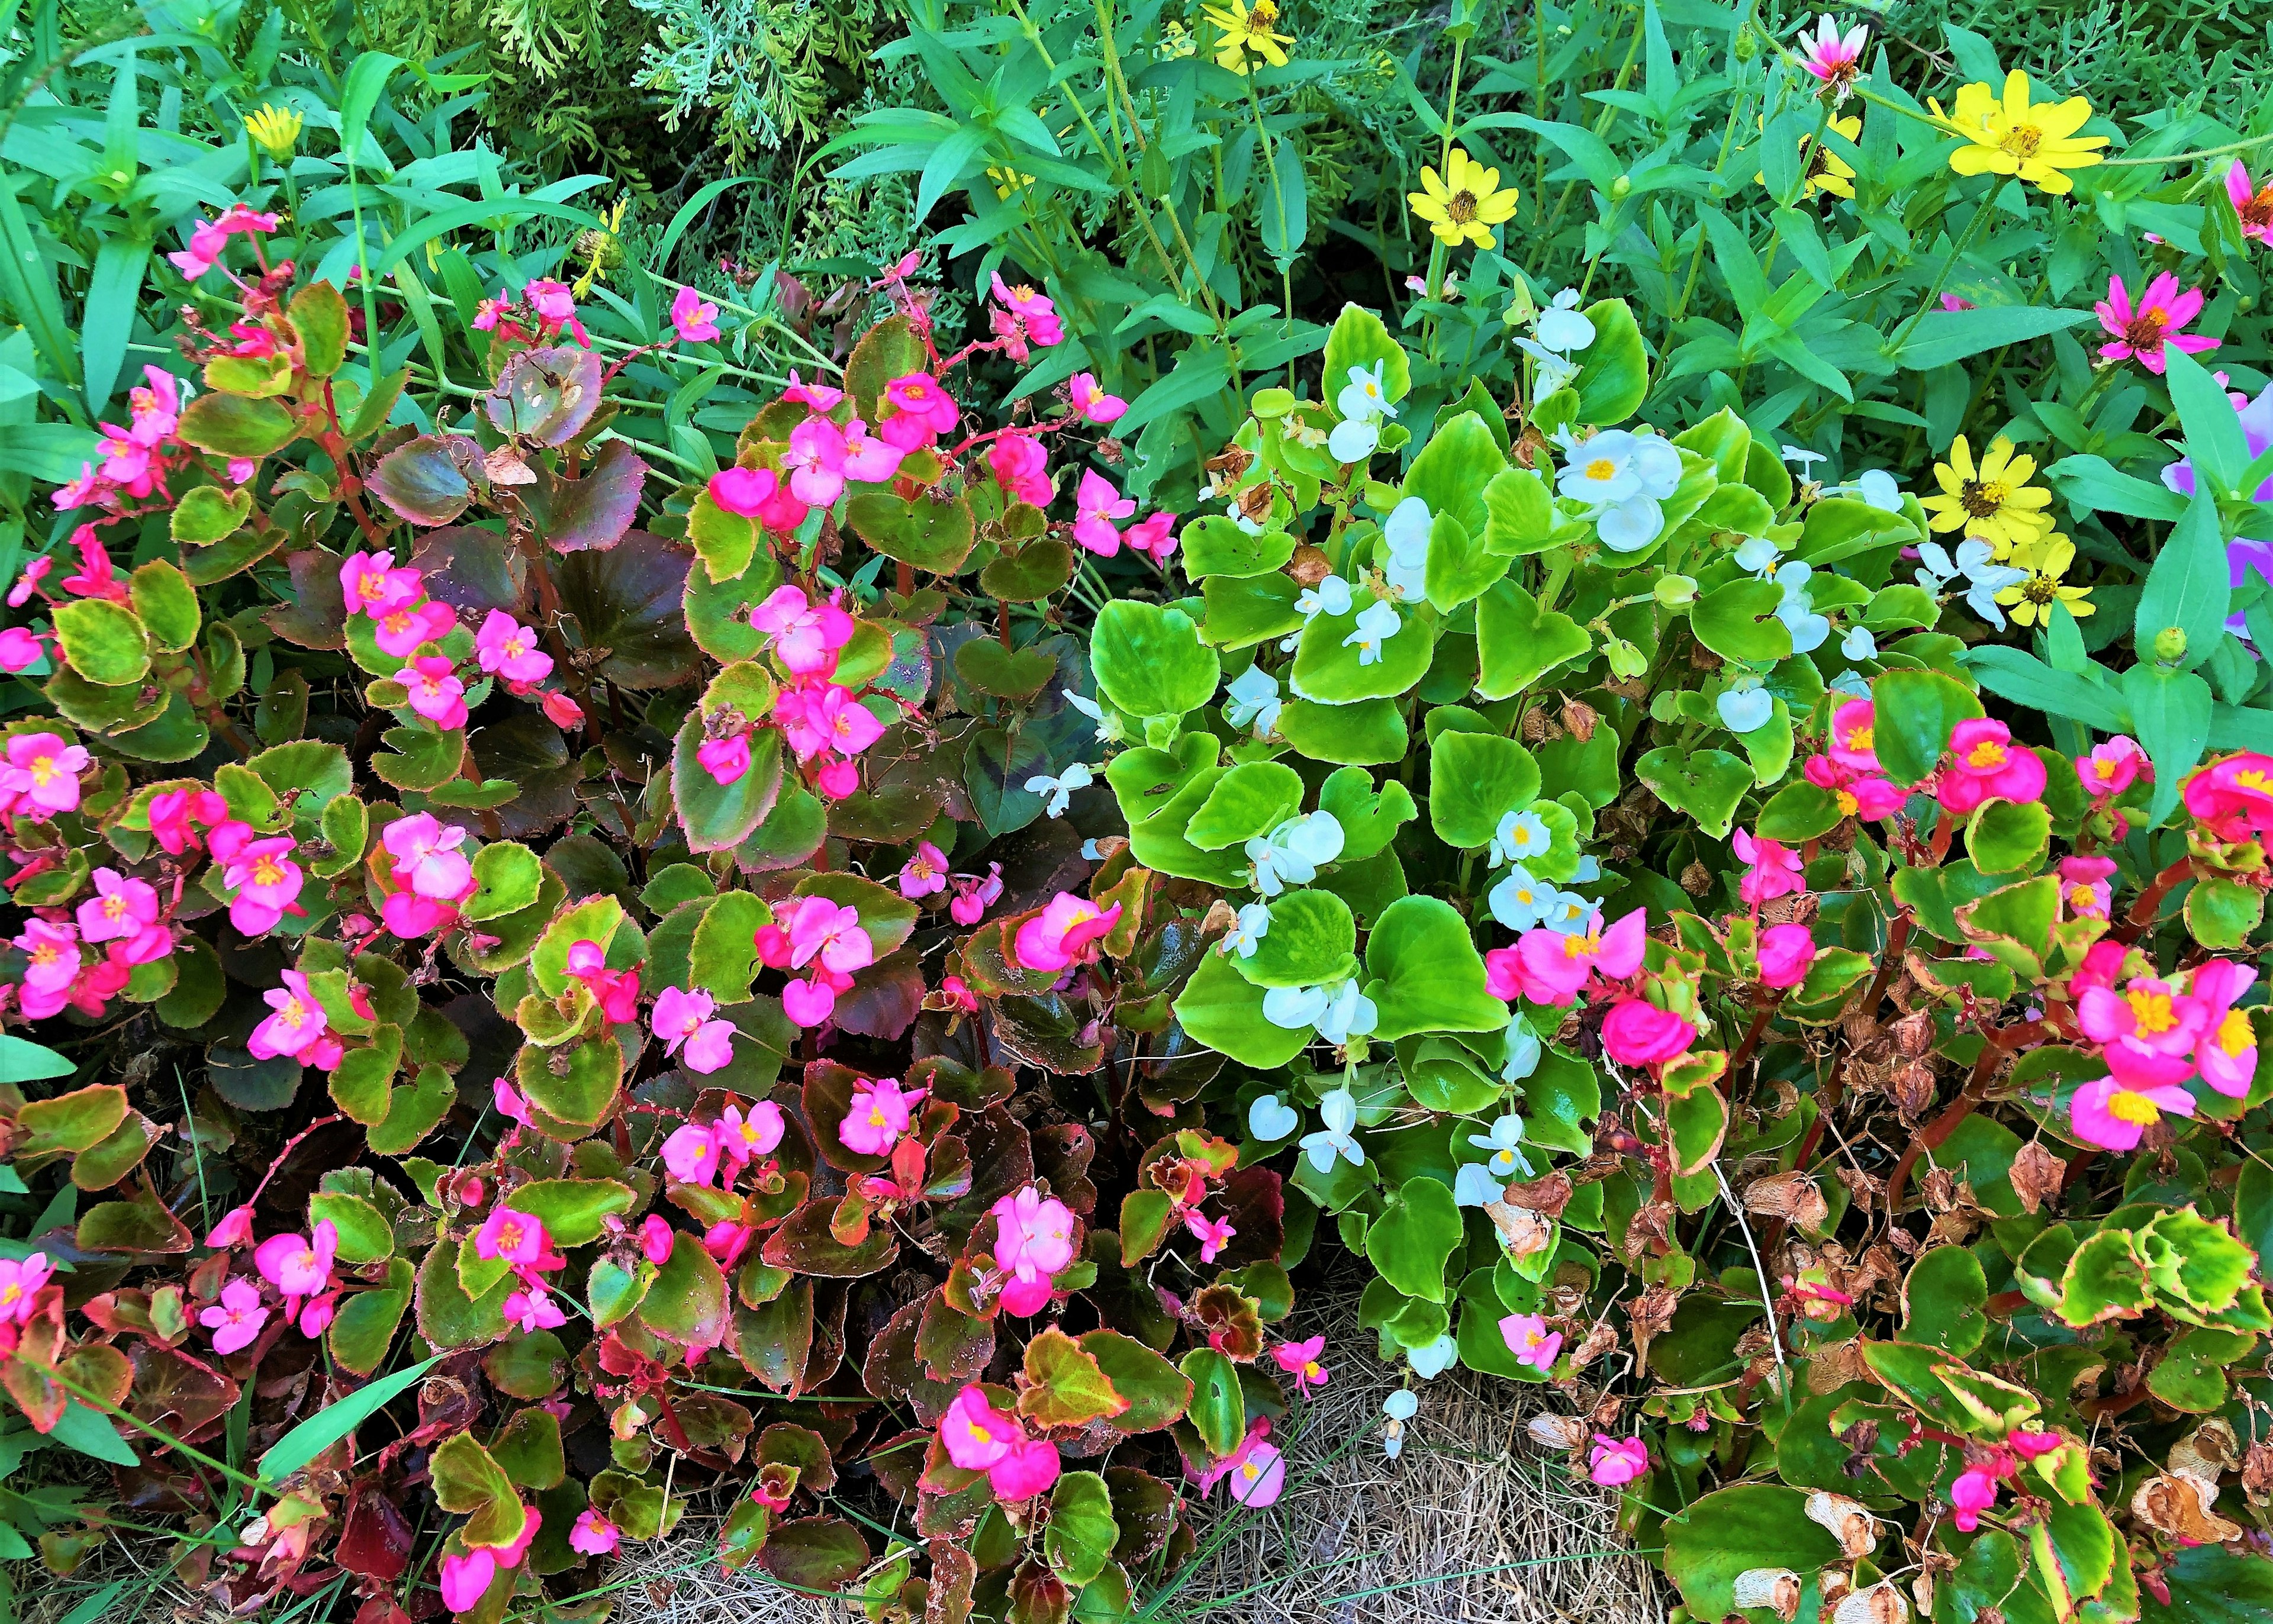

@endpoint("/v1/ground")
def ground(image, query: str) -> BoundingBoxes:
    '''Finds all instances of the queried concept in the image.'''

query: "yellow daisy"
[1919,435,2055,555]
[1202,0,1293,76]
[244,104,304,161]
[1408,147,1519,250]
[1930,72,2107,196]
[1996,534,2095,627]
[1756,114,1863,201]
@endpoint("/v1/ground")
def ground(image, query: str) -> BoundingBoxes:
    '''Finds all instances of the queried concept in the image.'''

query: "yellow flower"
[1930,71,2107,196]
[987,165,1037,199]
[244,104,304,160]
[1202,0,1293,76]
[1920,435,2055,555]
[1995,533,2095,626]
[1754,114,1862,200]
[1408,147,1519,250]
[571,196,630,298]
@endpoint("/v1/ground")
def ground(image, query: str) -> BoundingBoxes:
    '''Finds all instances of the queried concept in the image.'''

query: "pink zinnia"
[1796,14,1866,85]
[2094,273,2216,375]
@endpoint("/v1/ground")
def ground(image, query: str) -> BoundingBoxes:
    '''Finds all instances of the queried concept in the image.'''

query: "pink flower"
[1484,946,1525,1003]
[785,895,874,975]
[381,890,456,940]
[2078,975,2207,1087]
[696,730,752,787]
[781,371,844,412]
[1071,469,1136,557]
[564,939,642,1024]
[1227,1440,1284,1507]
[2191,960,2259,1098]
[1014,892,1121,975]
[1511,908,1647,1006]
[640,1216,675,1264]
[1805,756,1906,820]
[936,975,978,1013]
[223,836,304,935]
[542,689,585,730]
[653,986,737,1075]
[2095,273,2216,375]
[14,919,79,992]
[148,788,228,855]
[494,1078,532,1126]
[475,611,553,685]
[664,1123,723,1185]
[1940,294,1975,312]
[987,436,1054,507]
[1950,1463,2002,1531]
[990,273,1064,349]
[168,204,279,280]
[76,868,159,946]
[2058,856,2116,921]
[503,1286,566,1333]
[1,732,88,815]
[2077,737,2146,800]
[2010,1428,2066,1462]
[1733,828,1805,907]
[1499,1313,1563,1374]
[439,1549,495,1613]
[2229,160,2273,246]
[1588,1433,1649,1487]
[255,1221,338,1316]
[1758,923,1818,989]
[475,1207,548,1266]
[1599,998,1696,1067]
[2184,752,2273,843]
[993,1186,1077,1290]
[0,627,46,672]
[569,1509,619,1557]
[781,974,841,1029]
[1937,720,2046,814]
[1184,1209,1237,1263]
[940,1385,1018,1472]
[1272,1335,1329,1395]
[717,1101,785,1165]
[0,1253,53,1325]
[1828,700,1880,771]
[670,285,721,343]
[709,465,780,518]
[704,1218,756,1268]
[1067,372,1126,426]
[841,1076,923,1158]
[899,841,949,899]
[1124,512,1179,562]
[751,587,856,676]
[205,1207,255,1249]
[201,1278,269,1355]
[1796,13,1866,84]
[784,416,850,507]
[990,1437,1063,1502]
[384,813,475,901]
[807,684,885,759]
[249,971,328,1059]
[949,863,1003,926]
[340,552,422,616]
[839,419,904,484]
[2069,1075,2197,1151]
[5,556,49,606]
[398,656,469,730]
[371,599,458,659]
[881,372,958,440]
[523,278,588,346]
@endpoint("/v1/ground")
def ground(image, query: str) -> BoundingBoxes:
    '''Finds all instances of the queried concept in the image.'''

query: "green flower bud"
[2154,626,2188,662]
[1733,21,1760,61]
[1609,175,1633,200]
[1654,573,1699,607]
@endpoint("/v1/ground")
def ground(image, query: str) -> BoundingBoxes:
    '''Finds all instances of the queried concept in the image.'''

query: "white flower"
[1337,362,1397,424]
[1559,429,1682,553]
[1830,668,1871,699]
[1296,576,1354,622]
[1540,892,1598,935]
[1063,691,1125,745]
[1380,497,1433,598]
[1407,1335,1459,1379]
[1841,624,1878,660]
[1488,865,1555,930]
[1468,1113,1533,1180]
[1718,675,1775,733]
[1382,1388,1418,1457]
[1514,337,1580,397]
[1314,978,1378,1046]
[1081,838,1103,860]
[1570,854,1601,884]
[1224,665,1283,739]
[1344,600,1403,665]
[1264,982,1328,1030]
[1023,761,1094,817]
[1781,444,1827,473]
[1490,809,1553,870]
[1327,416,1381,464]
[1245,810,1345,895]
[1221,901,1271,958]
[1734,534,1782,578]
[1773,560,1831,653]
[1915,538,2026,631]
[1298,1086,1366,1172]
[1534,288,1595,353]
[1247,1092,1299,1141]
[1848,468,1902,511]
[1555,427,1649,504]
[1501,1021,1542,1082]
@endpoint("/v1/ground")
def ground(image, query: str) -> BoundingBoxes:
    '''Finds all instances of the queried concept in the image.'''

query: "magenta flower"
[939,1385,1018,1472]
[2190,959,2259,1098]
[439,1549,494,1613]
[2058,856,2116,922]
[841,1075,923,1158]
[223,836,304,936]
[989,272,1064,347]
[839,419,904,484]
[1950,1462,2002,1530]
[205,1207,255,1249]
[1499,1313,1563,1374]
[166,203,279,280]
[987,436,1054,507]
[717,1101,785,1165]
[670,285,721,343]
[0,1252,54,1325]
[1757,923,1819,989]
[949,863,1004,926]
[1124,511,1179,562]
[371,599,458,659]
[751,585,857,676]
[1803,756,1905,820]
[709,465,780,518]
[147,787,228,855]
[2076,736,2146,800]
[76,866,160,946]
[523,278,588,346]
[201,1278,269,1355]
[1796,14,1866,85]
[0,627,46,672]
[1936,720,2046,814]
[381,890,456,940]
[1228,1441,1284,1507]
[340,550,423,616]
[784,416,850,507]
[1067,372,1126,426]
[992,1185,1077,1313]
[664,1123,723,1185]
[2229,160,2273,245]
[475,610,553,685]
[653,985,738,1074]
[818,685,884,758]
[1588,1433,1650,1487]
[782,370,845,411]
[1511,908,1647,1005]
[1599,998,1697,1067]
[881,372,958,439]
[565,939,642,1024]
[542,690,585,730]
[781,972,845,1028]
[640,1215,675,1263]
[503,1285,565,1333]
[1828,699,1880,771]
[2094,273,2216,375]
[1,732,88,815]
[384,813,475,901]
[256,1220,337,1309]
[785,895,874,975]
[1272,1335,1329,1395]
[1184,1209,1237,1264]
[2070,1075,2196,1152]
[899,840,949,899]
[494,1077,532,1126]
[1071,469,1137,557]
[2077,975,2207,1087]
[249,970,329,1059]
[1013,891,1122,974]
[398,656,469,730]
[695,730,752,787]
[14,919,79,993]
[1733,827,1805,906]
[569,1509,619,1557]
[474,1207,548,1266]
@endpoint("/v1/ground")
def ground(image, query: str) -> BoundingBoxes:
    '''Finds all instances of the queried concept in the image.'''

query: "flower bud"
[1653,573,1698,607]
[1609,175,1633,199]
[2153,626,2187,661]
[1733,21,1760,60]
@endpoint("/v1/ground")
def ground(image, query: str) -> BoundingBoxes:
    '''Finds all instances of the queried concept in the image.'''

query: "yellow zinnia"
[1756,114,1863,201]
[244,104,304,160]
[1408,147,1519,250]
[1930,71,2106,196]
[1202,0,1293,76]
[1920,435,2055,555]
[1996,533,2094,626]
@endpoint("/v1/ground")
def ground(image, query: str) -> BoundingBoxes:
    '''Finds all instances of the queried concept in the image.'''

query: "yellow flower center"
[2023,575,2059,605]
[2235,769,2272,794]
[104,895,127,919]
[28,945,56,968]
[868,1107,888,1126]
[279,998,306,1028]
[1564,930,1601,960]
[0,1285,18,1307]
[2093,759,2119,781]
[2126,991,2177,1035]
[1445,189,1479,224]
[1247,0,1280,31]
[28,754,55,785]
[2217,1008,2253,1055]
[1835,790,1859,815]
[2068,884,2100,910]
[2106,1088,2161,1125]
[504,636,526,659]
[383,611,413,635]
[1965,740,2007,769]
[1065,905,1097,928]
[2000,124,2045,160]
[1303,1360,1322,1378]
[1238,1460,1262,1481]
[253,855,287,887]
[496,1222,523,1252]
[1959,479,2007,518]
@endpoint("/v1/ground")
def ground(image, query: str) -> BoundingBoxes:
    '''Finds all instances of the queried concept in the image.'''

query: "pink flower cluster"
[53,367,207,526]
[379,812,480,939]
[2183,751,2273,845]
[989,1185,1077,1314]
[986,273,1063,361]
[694,586,883,803]
[2068,953,2258,1149]
[476,1204,572,1332]
[938,1385,1063,1501]
[662,1099,788,1188]
[472,277,588,349]
[1949,1428,2068,1530]
[199,1219,345,1354]
[1485,907,1646,1008]
[341,549,578,743]
[754,894,874,1027]
[168,202,281,282]
[1802,700,1904,821]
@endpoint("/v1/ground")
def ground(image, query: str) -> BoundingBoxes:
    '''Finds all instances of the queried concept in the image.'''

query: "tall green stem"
[1889,194,1996,355]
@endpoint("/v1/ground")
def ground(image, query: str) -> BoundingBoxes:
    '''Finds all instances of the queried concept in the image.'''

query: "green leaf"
[1572,299,1649,421]
[1320,304,1411,417]
[175,392,298,458]
[1019,1327,1128,1429]
[1403,411,1506,536]
[1634,747,1752,839]
[1662,1485,1842,1619]
[1367,1177,1461,1303]
[673,714,785,855]
[1871,669,1982,786]
[638,1231,730,1348]
[1473,578,1589,698]
[1691,579,1792,665]
[690,891,771,1003]
[2147,1327,2255,1412]
[2136,494,2232,674]
[1177,1348,1244,1459]
[1092,601,1218,719]
[510,1179,635,1246]
[1183,761,1305,850]
[1172,953,1312,1068]
[1180,517,1293,580]
[1899,1245,1987,1355]
[1291,597,1431,703]
[328,1261,413,1375]
[309,1191,393,1263]
[289,281,352,378]
[2123,663,2213,824]
[1316,768,1415,861]
[1422,511,1511,613]
[51,599,149,687]
[1889,303,2096,370]
[1232,889,1358,989]
[1966,798,2049,873]
[1427,732,1540,848]
[842,488,978,573]
[463,842,542,922]
[1045,1471,1121,1587]
[1277,696,1409,764]
[260,1352,443,1483]
[1363,895,1509,1040]
[170,485,254,546]
[49,1400,138,1466]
